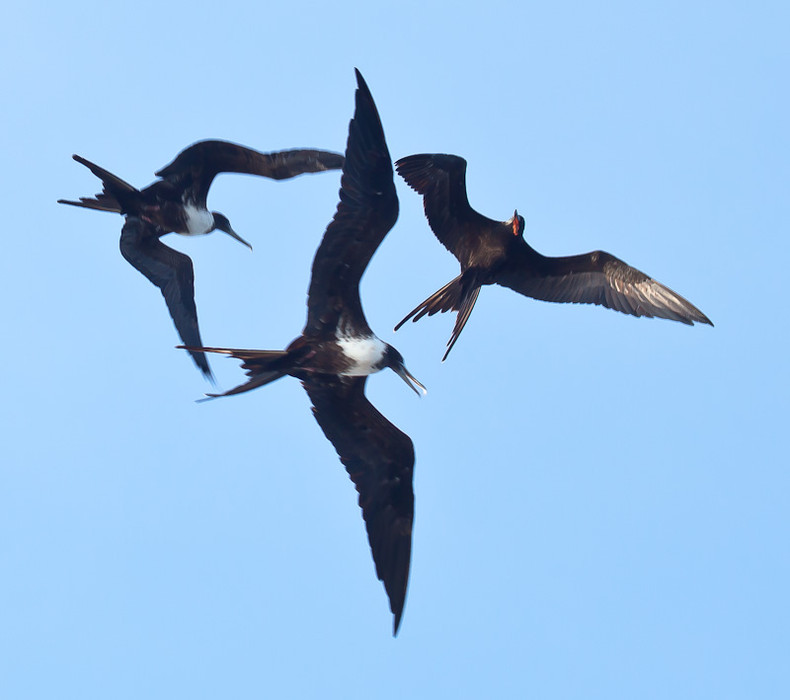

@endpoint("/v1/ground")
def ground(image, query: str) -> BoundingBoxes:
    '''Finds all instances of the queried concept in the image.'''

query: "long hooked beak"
[394,363,427,397]
[223,225,253,251]
[214,215,253,250]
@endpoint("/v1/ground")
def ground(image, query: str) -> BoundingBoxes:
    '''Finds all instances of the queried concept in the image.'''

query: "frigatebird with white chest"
[182,70,425,635]
[59,141,344,377]
[394,153,713,360]
[59,140,345,244]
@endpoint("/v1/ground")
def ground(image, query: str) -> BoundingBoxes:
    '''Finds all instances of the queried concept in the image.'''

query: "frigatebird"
[59,141,344,377]
[58,140,345,244]
[182,70,424,635]
[394,153,713,360]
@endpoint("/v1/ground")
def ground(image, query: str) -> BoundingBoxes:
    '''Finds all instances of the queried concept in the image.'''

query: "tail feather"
[57,195,122,213]
[442,285,481,361]
[394,273,482,361]
[394,275,464,331]
[72,154,138,195]
[204,369,286,399]
[61,154,139,215]
[178,345,290,398]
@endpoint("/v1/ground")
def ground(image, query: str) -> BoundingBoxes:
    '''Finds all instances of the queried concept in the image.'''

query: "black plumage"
[59,140,344,377]
[119,217,212,377]
[395,153,712,360]
[59,140,345,243]
[184,70,423,635]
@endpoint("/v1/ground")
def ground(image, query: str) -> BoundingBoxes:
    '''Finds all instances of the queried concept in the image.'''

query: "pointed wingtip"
[353,67,371,96]
[392,613,403,637]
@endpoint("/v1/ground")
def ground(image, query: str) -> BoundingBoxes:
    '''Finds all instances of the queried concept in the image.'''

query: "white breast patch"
[335,333,387,376]
[182,204,214,235]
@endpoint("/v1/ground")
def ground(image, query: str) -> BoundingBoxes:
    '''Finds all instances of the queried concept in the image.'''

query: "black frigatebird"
[181,70,424,635]
[394,153,713,360]
[59,140,345,245]
[59,141,344,377]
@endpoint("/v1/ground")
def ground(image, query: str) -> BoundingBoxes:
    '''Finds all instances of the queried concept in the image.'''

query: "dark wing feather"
[302,375,414,635]
[155,140,345,205]
[498,246,713,325]
[395,153,499,262]
[303,69,398,336]
[119,217,214,378]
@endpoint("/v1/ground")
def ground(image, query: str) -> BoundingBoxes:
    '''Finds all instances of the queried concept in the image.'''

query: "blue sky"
[1,2,788,698]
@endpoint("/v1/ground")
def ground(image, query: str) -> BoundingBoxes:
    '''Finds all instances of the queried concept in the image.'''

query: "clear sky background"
[1,2,787,698]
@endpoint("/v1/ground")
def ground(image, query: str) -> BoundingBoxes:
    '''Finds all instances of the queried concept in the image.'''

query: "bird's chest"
[334,334,387,376]
[459,228,510,271]
[180,203,214,235]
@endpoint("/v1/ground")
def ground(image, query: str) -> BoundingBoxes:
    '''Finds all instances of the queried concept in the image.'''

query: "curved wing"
[302,375,414,635]
[304,69,398,336]
[155,140,345,205]
[119,217,214,378]
[395,153,500,263]
[498,246,713,325]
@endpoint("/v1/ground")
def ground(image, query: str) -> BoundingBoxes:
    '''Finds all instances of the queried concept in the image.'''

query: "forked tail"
[58,154,139,213]
[394,274,464,330]
[442,284,481,361]
[177,346,291,398]
[57,194,123,213]
[394,272,482,361]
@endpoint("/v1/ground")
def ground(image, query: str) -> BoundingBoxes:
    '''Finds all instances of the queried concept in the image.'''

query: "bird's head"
[510,209,525,237]
[385,345,427,397]
[212,212,253,250]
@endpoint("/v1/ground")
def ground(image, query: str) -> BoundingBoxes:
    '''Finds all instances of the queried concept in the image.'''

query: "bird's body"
[59,140,344,377]
[395,153,712,360]
[334,333,389,376]
[60,139,345,244]
[185,71,423,635]
[395,153,713,360]
[178,202,216,237]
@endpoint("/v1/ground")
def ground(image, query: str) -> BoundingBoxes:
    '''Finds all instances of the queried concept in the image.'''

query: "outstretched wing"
[155,140,345,204]
[395,153,499,264]
[304,69,399,337]
[498,246,713,325]
[302,375,414,635]
[119,217,214,378]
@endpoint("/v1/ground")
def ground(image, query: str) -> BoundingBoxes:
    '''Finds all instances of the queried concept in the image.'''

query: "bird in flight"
[59,141,344,377]
[183,70,424,635]
[395,153,712,360]
[59,140,345,245]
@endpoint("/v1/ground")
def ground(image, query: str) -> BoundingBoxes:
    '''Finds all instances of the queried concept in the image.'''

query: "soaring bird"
[394,153,712,360]
[59,141,344,377]
[59,140,345,245]
[183,70,424,635]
